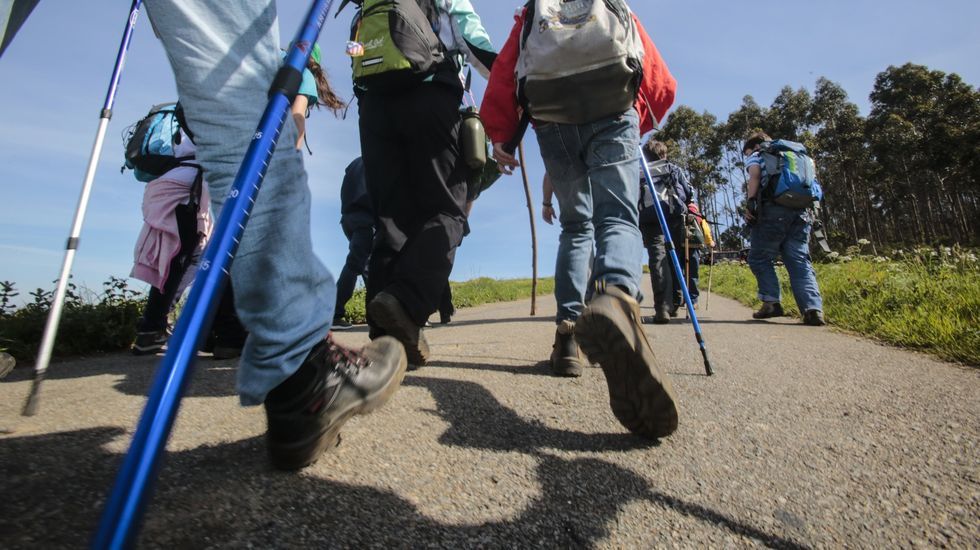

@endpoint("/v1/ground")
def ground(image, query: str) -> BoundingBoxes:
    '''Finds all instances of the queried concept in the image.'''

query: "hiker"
[743,131,826,326]
[143,1,408,471]
[483,1,680,438]
[333,157,373,331]
[129,112,247,359]
[637,140,696,324]
[286,41,345,150]
[685,203,715,307]
[342,0,497,368]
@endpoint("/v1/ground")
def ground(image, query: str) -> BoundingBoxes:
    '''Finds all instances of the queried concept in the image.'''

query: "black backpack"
[121,102,194,183]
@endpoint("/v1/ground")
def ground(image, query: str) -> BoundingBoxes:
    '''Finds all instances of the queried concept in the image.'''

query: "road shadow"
[1,353,240,399]
[0,427,809,549]
[405,375,654,454]
[424,358,554,377]
[427,315,555,329]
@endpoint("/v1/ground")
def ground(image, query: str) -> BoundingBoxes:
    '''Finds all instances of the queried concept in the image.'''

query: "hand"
[542,203,555,225]
[745,198,758,222]
[492,142,519,175]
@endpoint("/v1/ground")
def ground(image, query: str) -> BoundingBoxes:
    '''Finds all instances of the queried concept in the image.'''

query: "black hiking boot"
[653,303,670,324]
[803,309,826,326]
[264,334,407,471]
[753,302,785,319]
[550,320,585,377]
[331,318,354,331]
[368,291,429,368]
[575,285,679,439]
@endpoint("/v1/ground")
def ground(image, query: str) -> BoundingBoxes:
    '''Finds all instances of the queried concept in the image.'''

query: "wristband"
[542,202,553,207]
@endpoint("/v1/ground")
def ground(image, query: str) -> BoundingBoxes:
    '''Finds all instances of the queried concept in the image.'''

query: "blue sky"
[1,1,978,301]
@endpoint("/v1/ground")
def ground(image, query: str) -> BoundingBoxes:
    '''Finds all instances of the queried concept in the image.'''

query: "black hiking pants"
[358,83,468,328]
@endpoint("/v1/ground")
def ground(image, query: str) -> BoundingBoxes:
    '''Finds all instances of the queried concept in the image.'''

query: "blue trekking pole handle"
[638,146,713,376]
[91,1,335,547]
[23,0,143,417]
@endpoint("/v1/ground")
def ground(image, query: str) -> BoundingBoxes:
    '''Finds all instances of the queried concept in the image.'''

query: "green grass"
[341,277,555,323]
[709,259,980,366]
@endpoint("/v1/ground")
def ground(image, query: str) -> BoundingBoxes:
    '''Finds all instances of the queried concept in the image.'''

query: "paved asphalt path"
[1,291,977,548]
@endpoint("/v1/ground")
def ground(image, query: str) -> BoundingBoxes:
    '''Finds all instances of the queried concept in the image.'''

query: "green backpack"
[346,0,448,91]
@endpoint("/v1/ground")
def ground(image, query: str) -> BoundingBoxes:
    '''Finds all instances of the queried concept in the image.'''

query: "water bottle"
[460,107,487,170]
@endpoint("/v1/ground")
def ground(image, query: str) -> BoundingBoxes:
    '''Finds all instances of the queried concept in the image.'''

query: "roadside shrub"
[0,277,144,362]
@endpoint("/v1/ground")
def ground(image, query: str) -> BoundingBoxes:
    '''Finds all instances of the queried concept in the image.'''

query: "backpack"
[759,140,823,209]
[638,160,681,224]
[122,102,193,183]
[516,0,644,124]
[346,0,449,91]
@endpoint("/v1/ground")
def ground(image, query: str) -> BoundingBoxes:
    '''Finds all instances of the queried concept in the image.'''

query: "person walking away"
[483,1,680,438]
[636,140,695,324]
[333,157,374,330]
[344,0,497,368]
[143,0,408,471]
[743,131,826,326]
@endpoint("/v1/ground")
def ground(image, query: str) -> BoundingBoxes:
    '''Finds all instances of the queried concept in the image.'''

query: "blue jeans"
[535,109,643,323]
[748,204,823,313]
[146,0,335,405]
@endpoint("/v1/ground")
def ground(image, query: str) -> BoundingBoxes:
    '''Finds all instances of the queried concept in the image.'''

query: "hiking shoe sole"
[368,292,429,367]
[268,337,407,470]
[576,291,679,439]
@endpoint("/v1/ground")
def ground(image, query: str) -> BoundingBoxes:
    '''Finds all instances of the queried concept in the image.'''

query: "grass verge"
[709,260,980,366]
[342,277,555,323]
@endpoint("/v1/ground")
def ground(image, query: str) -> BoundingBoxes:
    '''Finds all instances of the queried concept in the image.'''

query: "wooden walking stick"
[517,142,538,316]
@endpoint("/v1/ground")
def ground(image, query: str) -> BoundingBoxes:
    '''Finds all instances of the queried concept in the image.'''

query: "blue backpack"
[122,102,193,183]
[759,140,823,209]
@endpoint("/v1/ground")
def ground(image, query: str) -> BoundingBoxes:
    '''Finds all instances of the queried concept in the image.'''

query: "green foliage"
[0,277,144,362]
[660,62,980,253]
[709,253,980,366]
[338,277,556,324]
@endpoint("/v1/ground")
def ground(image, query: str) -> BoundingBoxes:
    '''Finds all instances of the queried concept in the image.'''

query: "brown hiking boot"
[551,320,585,377]
[368,291,430,368]
[575,285,679,439]
[753,302,784,319]
[264,334,407,470]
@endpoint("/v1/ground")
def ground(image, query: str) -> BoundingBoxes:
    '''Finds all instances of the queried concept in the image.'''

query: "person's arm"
[291,94,309,150]
[541,173,555,225]
[482,11,524,173]
[745,162,762,221]
[632,14,676,134]
[447,0,497,77]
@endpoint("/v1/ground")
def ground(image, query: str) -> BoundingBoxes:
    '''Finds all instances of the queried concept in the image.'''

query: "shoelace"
[325,333,368,376]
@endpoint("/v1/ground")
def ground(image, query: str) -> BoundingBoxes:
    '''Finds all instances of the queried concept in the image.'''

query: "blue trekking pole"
[91,1,336,547]
[639,146,714,376]
[22,0,143,417]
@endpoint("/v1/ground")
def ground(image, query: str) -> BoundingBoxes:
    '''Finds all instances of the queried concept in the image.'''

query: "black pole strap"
[269,65,303,102]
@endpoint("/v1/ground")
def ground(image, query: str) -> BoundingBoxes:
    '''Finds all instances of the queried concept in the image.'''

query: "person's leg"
[688,247,701,305]
[438,282,454,324]
[134,203,199,354]
[583,111,643,298]
[536,121,591,377]
[377,85,468,324]
[667,219,686,313]
[334,226,373,324]
[641,224,670,323]
[781,215,824,317]
[573,109,677,438]
[145,0,334,404]
[747,205,789,319]
[145,0,406,470]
